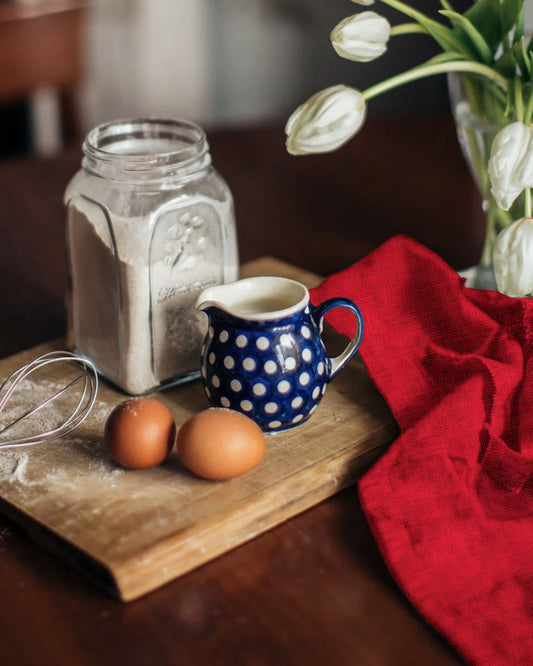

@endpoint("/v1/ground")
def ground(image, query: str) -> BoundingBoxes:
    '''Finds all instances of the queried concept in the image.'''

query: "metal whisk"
[0,351,98,448]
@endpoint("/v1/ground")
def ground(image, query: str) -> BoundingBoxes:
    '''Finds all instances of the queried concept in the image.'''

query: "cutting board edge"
[0,495,122,598]
[107,434,393,601]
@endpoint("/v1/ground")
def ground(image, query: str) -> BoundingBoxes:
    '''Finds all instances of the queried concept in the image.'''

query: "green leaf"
[513,1,525,43]
[462,0,525,51]
[462,0,505,51]
[413,17,475,57]
[440,9,493,63]
[376,0,476,58]
[513,37,532,78]
[500,0,525,40]
[495,47,519,78]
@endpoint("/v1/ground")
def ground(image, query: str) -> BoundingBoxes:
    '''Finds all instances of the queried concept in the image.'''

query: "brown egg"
[176,408,266,480]
[105,398,176,469]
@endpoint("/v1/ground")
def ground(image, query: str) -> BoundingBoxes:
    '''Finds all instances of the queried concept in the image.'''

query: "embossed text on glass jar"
[64,118,239,395]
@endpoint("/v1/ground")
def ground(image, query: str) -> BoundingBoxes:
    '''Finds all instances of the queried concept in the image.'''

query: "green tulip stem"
[514,78,525,122]
[361,60,508,103]
[390,23,428,37]
[524,93,533,125]
[375,0,469,53]
[525,189,532,218]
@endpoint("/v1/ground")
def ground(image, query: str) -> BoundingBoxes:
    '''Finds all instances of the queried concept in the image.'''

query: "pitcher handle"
[312,298,364,380]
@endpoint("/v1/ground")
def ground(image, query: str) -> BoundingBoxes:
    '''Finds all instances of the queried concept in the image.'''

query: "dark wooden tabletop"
[0,116,477,665]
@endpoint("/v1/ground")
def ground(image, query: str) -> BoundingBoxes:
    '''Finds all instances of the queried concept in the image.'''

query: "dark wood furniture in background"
[0,0,87,145]
[0,117,477,665]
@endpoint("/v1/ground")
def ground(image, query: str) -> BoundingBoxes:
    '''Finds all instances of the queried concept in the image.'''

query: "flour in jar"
[67,196,235,395]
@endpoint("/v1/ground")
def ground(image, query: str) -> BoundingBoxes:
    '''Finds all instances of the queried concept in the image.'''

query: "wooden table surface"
[0,116,478,665]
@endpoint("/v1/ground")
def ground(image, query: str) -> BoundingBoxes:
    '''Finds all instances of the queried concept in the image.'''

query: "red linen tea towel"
[309,235,533,666]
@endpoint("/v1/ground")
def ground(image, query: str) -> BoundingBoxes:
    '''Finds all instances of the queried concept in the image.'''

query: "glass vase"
[448,73,526,289]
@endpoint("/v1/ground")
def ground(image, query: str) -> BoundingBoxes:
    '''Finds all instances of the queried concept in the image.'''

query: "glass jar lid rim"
[83,117,208,165]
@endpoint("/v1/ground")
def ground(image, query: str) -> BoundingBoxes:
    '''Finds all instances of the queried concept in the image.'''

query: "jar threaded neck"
[82,118,211,182]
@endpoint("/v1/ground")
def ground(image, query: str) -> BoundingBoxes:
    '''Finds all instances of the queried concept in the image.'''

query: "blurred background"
[1,0,532,158]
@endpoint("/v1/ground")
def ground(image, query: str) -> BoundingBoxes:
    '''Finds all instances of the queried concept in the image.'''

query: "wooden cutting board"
[0,258,397,601]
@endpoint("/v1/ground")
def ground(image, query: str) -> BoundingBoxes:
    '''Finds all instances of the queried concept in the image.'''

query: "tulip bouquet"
[285,0,533,296]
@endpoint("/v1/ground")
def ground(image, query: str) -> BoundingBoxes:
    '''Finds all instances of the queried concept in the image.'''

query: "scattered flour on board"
[0,373,190,503]
[0,374,125,493]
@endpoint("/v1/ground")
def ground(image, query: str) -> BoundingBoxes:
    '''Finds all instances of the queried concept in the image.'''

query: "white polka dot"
[208,352,215,365]
[264,360,277,374]
[312,386,320,400]
[292,413,304,423]
[302,348,312,362]
[305,306,310,314]
[221,396,230,407]
[291,396,303,409]
[299,372,310,386]
[240,399,253,412]
[280,334,292,346]
[277,380,291,394]
[269,421,282,429]
[285,357,297,371]
[205,386,211,398]
[253,383,267,396]
[310,404,318,414]
[301,326,311,339]
[211,375,221,388]
[230,379,242,392]
[265,402,279,414]
[208,326,214,337]
[256,336,270,351]
[317,362,325,376]
[236,334,248,348]
[322,384,327,395]
[219,330,229,343]
[201,365,206,378]
[224,356,235,369]
[243,357,256,371]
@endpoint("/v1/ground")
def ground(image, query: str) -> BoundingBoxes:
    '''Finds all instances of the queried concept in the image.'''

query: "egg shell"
[176,408,266,480]
[105,397,176,469]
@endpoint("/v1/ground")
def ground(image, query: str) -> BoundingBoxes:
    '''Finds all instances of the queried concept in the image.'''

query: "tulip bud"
[488,122,533,211]
[331,12,391,62]
[493,217,533,297]
[285,85,367,155]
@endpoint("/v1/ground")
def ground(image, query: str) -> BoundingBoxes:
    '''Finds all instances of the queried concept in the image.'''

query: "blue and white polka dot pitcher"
[196,276,364,432]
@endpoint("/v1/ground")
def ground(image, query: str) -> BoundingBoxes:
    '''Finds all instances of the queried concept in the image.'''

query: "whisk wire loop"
[0,351,99,448]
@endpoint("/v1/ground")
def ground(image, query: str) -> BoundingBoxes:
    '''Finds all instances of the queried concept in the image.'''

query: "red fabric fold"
[309,235,533,665]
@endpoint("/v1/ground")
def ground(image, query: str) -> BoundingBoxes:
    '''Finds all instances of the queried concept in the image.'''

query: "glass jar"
[64,118,239,395]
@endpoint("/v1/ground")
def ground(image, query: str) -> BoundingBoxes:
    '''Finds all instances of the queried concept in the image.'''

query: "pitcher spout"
[196,276,309,321]
[195,283,231,313]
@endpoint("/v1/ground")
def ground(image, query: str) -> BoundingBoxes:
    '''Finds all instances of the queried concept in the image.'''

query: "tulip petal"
[493,218,533,297]
[285,85,367,155]
[331,12,391,63]
[488,122,533,211]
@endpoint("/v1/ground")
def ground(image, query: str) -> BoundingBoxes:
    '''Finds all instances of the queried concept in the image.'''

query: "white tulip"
[331,12,391,62]
[285,85,367,155]
[488,122,533,211]
[493,217,533,296]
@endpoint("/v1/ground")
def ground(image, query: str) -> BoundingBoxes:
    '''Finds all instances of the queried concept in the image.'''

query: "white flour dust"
[0,374,125,495]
